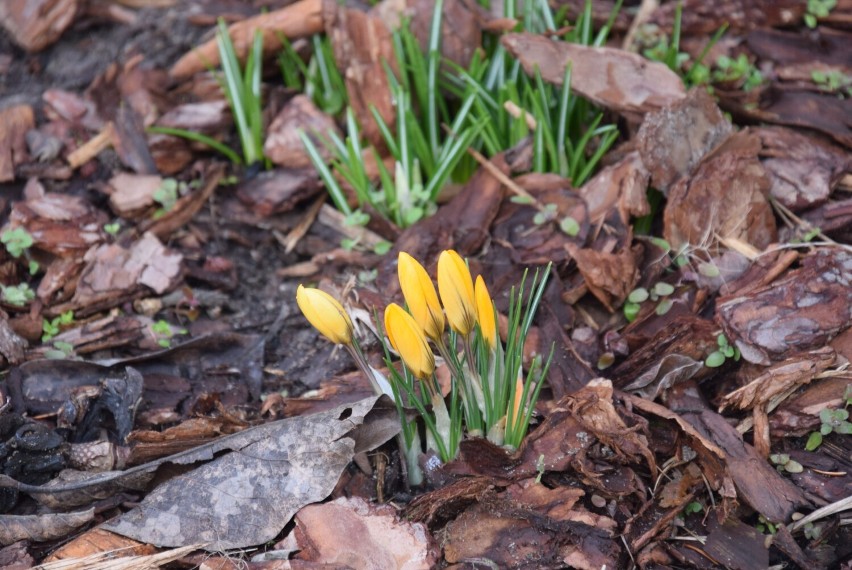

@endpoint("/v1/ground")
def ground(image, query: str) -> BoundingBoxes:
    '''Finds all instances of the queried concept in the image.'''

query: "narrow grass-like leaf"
[299,130,351,215]
[147,126,243,165]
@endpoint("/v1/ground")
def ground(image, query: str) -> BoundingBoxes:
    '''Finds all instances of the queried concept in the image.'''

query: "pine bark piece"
[567,244,640,312]
[0,314,28,365]
[169,0,324,79]
[0,105,35,182]
[324,0,397,148]
[6,192,107,256]
[717,249,852,365]
[663,130,776,253]
[0,0,78,52]
[636,88,732,194]
[284,497,439,569]
[43,527,154,565]
[264,95,341,169]
[755,126,849,213]
[501,32,686,115]
[681,409,809,522]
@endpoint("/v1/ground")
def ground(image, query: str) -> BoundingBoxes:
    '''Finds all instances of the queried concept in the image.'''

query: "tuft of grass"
[448,0,621,186]
[279,34,348,115]
[149,18,268,168]
[301,5,482,231]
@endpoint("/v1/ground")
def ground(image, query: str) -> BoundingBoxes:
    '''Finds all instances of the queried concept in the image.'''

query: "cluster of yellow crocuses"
[297,249,551,478]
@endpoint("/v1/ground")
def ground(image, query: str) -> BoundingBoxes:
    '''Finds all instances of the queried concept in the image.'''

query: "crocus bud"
[437,250,476,336]
[384,303,435,379]
[475,275,497,349]
[296,285,353,345]
[398,252,445,341]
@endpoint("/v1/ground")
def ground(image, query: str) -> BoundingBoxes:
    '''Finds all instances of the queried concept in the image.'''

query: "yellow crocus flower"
[384,303,435,379]
[296,285,353,345]
[475,275,497,349]
[437,250,476,336]
[398,252,445,341]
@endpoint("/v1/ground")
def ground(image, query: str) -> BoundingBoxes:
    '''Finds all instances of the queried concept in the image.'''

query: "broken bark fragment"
[282,496,439,569]
[652,0,804,34]
[0,105,35,182]
[567,244,640,312]
[236,169,322,217]
[5,192,106,256]
[502,32,686,115]
[106,173,164,218]
[0,508,94,545]
[264,95,342,169]
[721,87,852,149]
[169,0,324,79]
[717,249,852,365]
[409,0,482,69]
[721,347,836,457]
[663,130,776,253]
[755,126,849,212]
[53,232,181,316]
[636,88,732,194]
[0,0,78,53]
[443,495,620,569]
[577,151,650,224]
[324,0,397,148]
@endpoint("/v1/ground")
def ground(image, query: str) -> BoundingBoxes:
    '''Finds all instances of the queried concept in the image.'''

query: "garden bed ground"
[0,0,851,568]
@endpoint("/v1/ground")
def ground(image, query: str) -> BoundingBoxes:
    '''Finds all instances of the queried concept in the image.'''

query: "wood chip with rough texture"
[717,249,852,365]
[0,105,35,182]
[502,32,686,115]
[663,130,776,253]
[636,88,732,194]
[281,496,439,569]
[169,0,323,79]
[0,0,78,52]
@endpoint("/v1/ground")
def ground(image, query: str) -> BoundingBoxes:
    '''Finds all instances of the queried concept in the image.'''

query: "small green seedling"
[811,69,852,97]
[42,310,75,342]
[682,501,703,516]
[44,340,75,360]
[756,514,777,535]
[713,54,763,91]
[805,0,837,28]
[705,333,740,368]
[104,222,121,235]
[770,453,804,474]
[1,283,35,306]
[535,454,546,484]
[151,319,187,348]
[805,406,852,450]
[803,521,823,540]
[153,178,180,217]
[624,281,676,322]
[1,227,33,258]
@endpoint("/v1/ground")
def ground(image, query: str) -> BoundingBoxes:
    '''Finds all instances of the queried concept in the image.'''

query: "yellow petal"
[511,375,524,421]
[384,303,435,379]
[437,250,476,336]
[398,252,445,340]
[475,275,497,349]
[296,285,353,345]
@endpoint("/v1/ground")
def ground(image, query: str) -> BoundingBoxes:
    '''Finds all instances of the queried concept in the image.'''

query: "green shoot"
[147,125,244,165]
[216,18,267,167]
[805,0,837,28]
[42,310,75,342]
[1,283,34,306]
[1,227,33,258]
